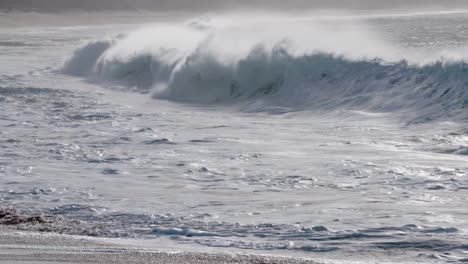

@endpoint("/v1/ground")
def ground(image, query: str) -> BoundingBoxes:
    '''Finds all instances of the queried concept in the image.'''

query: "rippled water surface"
[1,12,468,263]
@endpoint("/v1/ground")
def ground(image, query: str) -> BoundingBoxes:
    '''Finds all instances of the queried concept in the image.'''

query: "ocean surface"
[1,11,468,263]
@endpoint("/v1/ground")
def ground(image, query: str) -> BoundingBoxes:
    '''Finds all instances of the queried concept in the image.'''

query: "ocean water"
[1,11,468,263]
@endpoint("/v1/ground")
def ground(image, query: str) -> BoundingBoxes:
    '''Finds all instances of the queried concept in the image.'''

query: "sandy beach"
[0,227,322,264]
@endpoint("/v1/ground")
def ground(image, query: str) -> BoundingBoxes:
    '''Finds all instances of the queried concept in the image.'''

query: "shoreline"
[0,227,322,264]
[0,209,322,264]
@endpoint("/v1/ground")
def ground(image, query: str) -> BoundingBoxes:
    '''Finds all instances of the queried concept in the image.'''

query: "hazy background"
[1,0,468,12]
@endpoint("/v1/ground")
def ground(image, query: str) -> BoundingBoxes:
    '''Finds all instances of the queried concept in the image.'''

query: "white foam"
[61,14,468,123]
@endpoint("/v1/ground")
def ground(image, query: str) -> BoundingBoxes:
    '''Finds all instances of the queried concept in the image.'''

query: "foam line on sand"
[0,227,320,264]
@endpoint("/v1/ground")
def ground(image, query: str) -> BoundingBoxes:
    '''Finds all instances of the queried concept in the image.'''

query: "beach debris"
[0,208,46,225]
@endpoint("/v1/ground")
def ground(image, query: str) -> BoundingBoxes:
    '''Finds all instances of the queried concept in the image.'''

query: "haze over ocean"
[2,0,468,12]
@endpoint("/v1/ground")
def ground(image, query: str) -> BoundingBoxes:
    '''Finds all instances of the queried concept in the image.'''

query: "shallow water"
[0,12,468,263]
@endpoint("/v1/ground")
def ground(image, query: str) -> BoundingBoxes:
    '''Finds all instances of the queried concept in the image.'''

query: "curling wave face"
[62,16,468,123]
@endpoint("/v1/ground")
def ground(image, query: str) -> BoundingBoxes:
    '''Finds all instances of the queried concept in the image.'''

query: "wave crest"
[62,19,468,122]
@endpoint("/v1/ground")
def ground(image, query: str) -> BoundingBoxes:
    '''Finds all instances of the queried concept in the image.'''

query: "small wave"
[102,168,120,175]
[151,227,229,238]
[67,113,113,121]
[189,139,218,143]
[3,204,465,261]
[0,40,37,47]
[145,138,176,145]
[374,240,468,251]
[0,86,67,96]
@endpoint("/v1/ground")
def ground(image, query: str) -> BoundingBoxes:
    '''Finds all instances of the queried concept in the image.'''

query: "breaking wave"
[62,17,468,122]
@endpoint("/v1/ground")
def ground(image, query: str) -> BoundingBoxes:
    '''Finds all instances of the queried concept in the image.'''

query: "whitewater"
[1,11,468,263]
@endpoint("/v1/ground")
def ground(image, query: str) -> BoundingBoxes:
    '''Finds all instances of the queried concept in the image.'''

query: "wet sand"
[0,227,320,264]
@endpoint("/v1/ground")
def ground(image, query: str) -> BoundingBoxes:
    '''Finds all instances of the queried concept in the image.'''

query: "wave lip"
[63,39,113,77]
